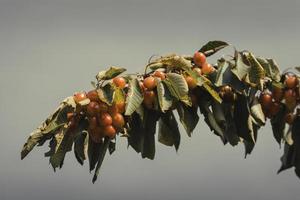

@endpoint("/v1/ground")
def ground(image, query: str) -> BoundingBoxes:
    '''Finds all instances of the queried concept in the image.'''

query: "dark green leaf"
[109,140,116,155]
[88,136,102,172]
[96,66,126,81]
[177,102,199,137]
[97,83,114,106]
[125,78,144,116]
[199,40,229,57]
[157,81,174,112]
[92,137,110,183]
[271,106,286,145]
[74,131,88,165]
[278,143,295,174]
[158,111,181,151]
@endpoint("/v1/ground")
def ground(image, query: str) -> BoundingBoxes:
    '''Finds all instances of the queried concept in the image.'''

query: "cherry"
[220,85,235,102]
[201,62,215,75]
[285,73,298,89]
[193,52,206,67]
[99,113,113,126]
[87,101,101,116]
[143,90,156,109]
[112,113,125,128]
[103,125,117,138]
[67,112,74,121]
[73,92,87,104]
[284,89,297,102]
[260,91,273,110]
[143,76,157,90]
[185,75,197,89]
[272,86,283,102]
[153,70,166,80]
[86,90,99,102]
[112,77,126,89]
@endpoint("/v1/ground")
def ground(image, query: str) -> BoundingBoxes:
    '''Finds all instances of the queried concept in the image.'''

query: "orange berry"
[193,52,206,67]
[285,74,298,89]
[260,92,273,110]
[112,113,125,128]
[88,116,98,129]
[201,62,215,75]
[143,76,157,90]
[86,90,99,102]
[87,101,101,116]
[103,125,116,138]
[272,86,283,102]
[73,92,87,104]
[153,71,166,80]
[112,77,126,89]
[143,90,156,109]
[185,76,197,89]
[99,101,109,113]
[284,89,297,102]
[99,113,113,126]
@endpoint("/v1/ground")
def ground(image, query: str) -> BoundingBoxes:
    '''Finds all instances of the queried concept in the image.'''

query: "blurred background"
[1,0,300,199]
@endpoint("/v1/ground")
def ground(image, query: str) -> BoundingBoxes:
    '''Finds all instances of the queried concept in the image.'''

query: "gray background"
[1,0,300,199]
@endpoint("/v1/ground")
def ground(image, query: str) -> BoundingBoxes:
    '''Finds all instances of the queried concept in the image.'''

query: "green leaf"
[88,136,102,172]
[231,51,251,82]
[247,53,265,85]
[96,66,126,81]
[176,102,199,137]
[199,40,229,57]
[291,116,300,178]
[21,97,76,160]
[125,78,144,116]
[109,140,116,155]
[271,105,286,145]
[92,137,110,183]
[158,111,181,151]
[250,97,266,126]
[222,103,240,146]
[141,109,160,160]
[74,130,88,165]
[97,83,114,105]
[127,112,144,153]
[157,81,174,112]
[49,126,74,170]
[164,73,190,105]
[278,143,295,174]
[113,87,125,104]
[256,57,281,82]
[202,80,222,103]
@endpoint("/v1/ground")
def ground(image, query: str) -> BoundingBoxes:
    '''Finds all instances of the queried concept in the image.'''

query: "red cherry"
[103,125,116,138]
[285,74,298,89]
[201,62,215,75]
[99,113,113,126]
[113,77,126,89]
[193,52,206,67]
[143,76,157,90]
[112,113,125,128]
[73,92,87,103]
[87,101,100,116]
[185,75,197,89]
[87,90,99,102]
[260,92,273,110]
[153,71,166,80]
[272,86,283,102]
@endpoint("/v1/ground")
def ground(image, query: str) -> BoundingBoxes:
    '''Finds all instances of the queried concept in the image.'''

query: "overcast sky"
[1,0,300,200]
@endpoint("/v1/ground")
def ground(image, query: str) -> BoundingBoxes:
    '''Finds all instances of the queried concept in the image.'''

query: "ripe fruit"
[153,70,166,80]
[193,52,206,67]
[112,113,125,128]
[192,67,202,76]
[86,90,99,102]
[143,90,156,109]
[285,113,295,125]
[269,102,281,116]
[73,92,87,103]
[103,125,116,138]
[99,113,113,126]
[284,89,297,102]
[220,85,235,102]
[201,62,215,75]
[185,75,197,89]
[143,76,157,90]
[260,92,273,109]
[113,77,126,89]
[87,101,101,116]
[272,86,283,102]
[285,73,298,89]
